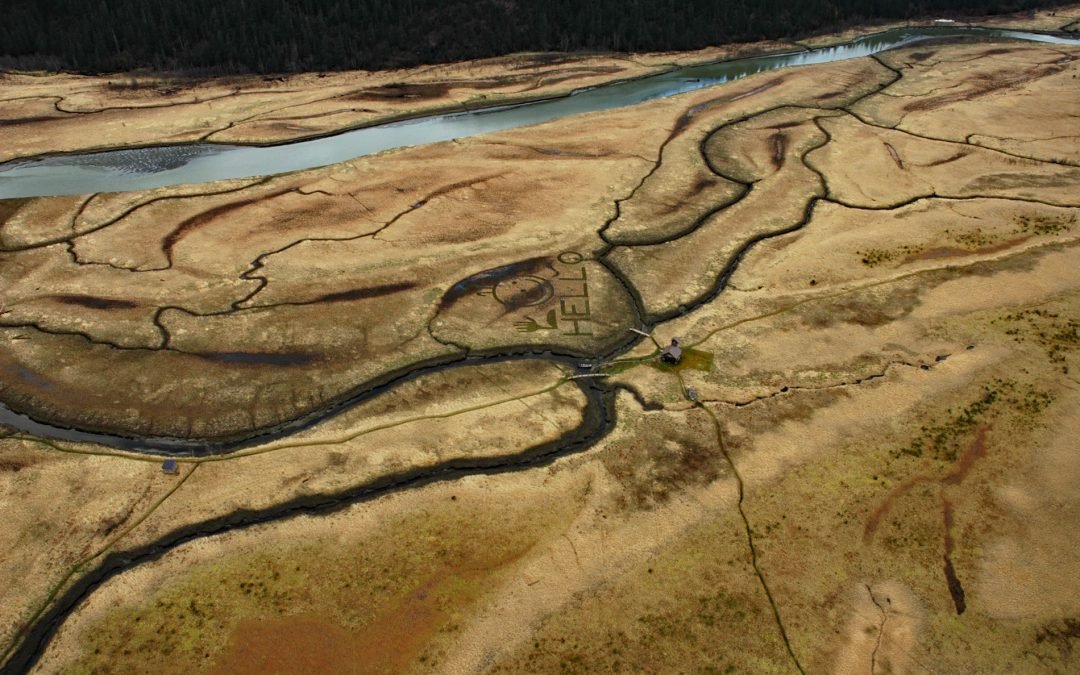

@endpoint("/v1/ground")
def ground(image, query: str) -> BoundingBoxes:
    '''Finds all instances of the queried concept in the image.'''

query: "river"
[0,26,1076,199]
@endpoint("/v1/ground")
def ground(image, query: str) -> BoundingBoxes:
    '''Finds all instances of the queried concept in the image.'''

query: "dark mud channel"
[0,349,612,456]
[0,317,648,675]
[1,354,619,674]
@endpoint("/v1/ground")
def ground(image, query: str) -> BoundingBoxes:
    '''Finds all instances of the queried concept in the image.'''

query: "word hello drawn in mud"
[478,252,595,337]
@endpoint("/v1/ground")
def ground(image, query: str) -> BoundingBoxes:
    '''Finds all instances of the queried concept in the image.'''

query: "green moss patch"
[648,348,714,373]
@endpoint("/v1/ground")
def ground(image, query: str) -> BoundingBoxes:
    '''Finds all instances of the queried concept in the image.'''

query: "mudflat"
[1,7,1079,674]
[0,41,797,164]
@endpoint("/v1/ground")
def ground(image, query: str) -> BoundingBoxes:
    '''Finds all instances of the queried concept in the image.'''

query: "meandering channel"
[0,350,614,455]
[0,26,1076,199]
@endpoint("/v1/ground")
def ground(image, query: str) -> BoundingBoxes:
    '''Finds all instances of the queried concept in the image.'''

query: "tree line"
[1,0,1071,74]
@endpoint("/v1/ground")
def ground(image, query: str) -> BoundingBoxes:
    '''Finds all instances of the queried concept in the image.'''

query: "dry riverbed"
[1,9,1079,674]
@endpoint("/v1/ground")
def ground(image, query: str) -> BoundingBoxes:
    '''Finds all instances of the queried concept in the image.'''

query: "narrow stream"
[0,26,1075,199]
[0,350,608,456]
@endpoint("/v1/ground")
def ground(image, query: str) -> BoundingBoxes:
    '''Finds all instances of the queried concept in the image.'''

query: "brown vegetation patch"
[942,551,966,615]
[193,351,319,367]
[0,199,26,226]
[161,188,295,264]
[863,476,932,544]
[346,66,623,102]
[898,382,1001,461]
[103,78,181,93]
[347,81,456,101]
[49,295,140,311]
[771,131,787,169]
[0,195,94,249]
[922,149,972,167]
[905,237,1029,262]
[210,616,395,675]
[901,62,1068,113]
[686,175,718,199]
[673,76,786,135]
[488,482,788,673]
[993,307,1080,374]
[0,116,62,127]
[979,47,1025,58]
[703,106,827,182]
[946,425,989,483]
[507,54,584,69]
[614,107,828,317]
[602,411,721,510]
[798,284,922,328]
[884,141,903,169]
[603,158,745,245]
[1034,617,1080,662]
[437,257,552,312]
[312,282,418,304]
[61,479,578,674]
[965,170,1080,192]
[731,387,850,435]
[0,458,30,472]
[209,571,448,675]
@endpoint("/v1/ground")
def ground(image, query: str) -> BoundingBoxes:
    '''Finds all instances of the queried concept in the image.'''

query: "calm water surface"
[0,27,1076,199]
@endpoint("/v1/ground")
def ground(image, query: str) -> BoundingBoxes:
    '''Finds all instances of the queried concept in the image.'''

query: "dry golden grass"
[1,18,1079,675]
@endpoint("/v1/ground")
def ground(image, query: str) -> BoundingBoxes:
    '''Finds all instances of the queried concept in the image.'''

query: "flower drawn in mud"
[514,309,559,332]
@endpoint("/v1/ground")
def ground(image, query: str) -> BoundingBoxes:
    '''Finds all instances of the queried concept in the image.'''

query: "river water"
[0,26,1076,199]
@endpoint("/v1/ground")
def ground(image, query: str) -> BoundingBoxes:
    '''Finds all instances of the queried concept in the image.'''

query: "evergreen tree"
[0,0,1071,75]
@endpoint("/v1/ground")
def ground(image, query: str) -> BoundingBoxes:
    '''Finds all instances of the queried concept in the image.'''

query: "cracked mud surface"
[2,20,1080,675]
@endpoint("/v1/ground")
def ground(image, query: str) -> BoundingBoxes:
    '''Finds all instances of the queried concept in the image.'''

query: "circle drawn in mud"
[492,276,555,307]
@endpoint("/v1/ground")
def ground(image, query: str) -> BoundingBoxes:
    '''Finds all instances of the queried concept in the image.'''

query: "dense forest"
[1,0,1072,74]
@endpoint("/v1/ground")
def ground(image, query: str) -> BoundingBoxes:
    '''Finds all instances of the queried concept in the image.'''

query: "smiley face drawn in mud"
[460,252,593,336]
[479,275,556,310]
